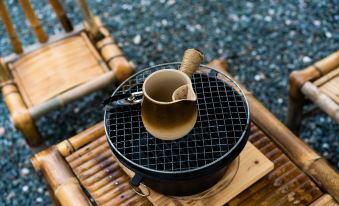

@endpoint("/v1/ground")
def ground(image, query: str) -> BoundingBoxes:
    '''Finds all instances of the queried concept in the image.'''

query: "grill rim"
[104,62,250,177]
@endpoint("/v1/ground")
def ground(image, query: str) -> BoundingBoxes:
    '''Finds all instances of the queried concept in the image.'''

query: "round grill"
[105,63,250,174]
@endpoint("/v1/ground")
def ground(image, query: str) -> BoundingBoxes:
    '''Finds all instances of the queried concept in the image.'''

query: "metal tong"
[103,91,143,111]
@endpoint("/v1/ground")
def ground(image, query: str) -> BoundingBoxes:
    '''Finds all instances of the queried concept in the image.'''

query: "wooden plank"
[120,142,274,206]
[310,194,339,206]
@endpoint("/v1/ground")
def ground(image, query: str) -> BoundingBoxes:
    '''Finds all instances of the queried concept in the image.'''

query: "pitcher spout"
[172,84,197,102]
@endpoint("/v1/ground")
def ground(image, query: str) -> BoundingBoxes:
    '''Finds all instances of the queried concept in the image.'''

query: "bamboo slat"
[314,67,339,87]
[287,51,339,133]
[310,194,339,206]
[316,68,339,104]
[77,0,99,37]
[1,83,42,146]
[301,81,339,123]
[0,58,11,85]
[11,33,106,107]
[28,71,114,120]
[65,135,150,206]
[0,0,23,54]
[57,122,105,157]
[48,0,73,32]
[229,124,323,206]
[18,0,48,43]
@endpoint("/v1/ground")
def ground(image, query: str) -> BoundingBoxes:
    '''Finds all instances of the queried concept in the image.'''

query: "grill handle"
[129,174,150,197]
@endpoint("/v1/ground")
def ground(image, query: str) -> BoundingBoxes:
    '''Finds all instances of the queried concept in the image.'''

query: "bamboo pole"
[0,58,11,86]
[18,0,48,43]
[301,81,339,123]
[48,0,73,32]
[212,59,339,202]
[287,51,339,134]
[314,67,339,87]
[28,71,115,120]
[310,194,338,206]
[77,0,99,37]
[31,148,91,206]
[2,83,42,147]
[286,94,305,134]
[57,122,104,157]
[242,81,339,202]
[97,36,135,83]
[0,0,23,54]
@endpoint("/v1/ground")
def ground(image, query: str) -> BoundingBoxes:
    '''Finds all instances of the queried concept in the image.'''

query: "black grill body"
[104,63,250,196]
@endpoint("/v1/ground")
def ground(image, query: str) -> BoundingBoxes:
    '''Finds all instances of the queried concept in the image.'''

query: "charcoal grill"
[104,63,250,196]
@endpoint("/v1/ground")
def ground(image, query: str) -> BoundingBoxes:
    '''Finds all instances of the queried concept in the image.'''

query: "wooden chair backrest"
[0,0,97,55]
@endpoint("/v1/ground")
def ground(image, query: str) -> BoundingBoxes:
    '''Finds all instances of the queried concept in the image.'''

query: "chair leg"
[2,84,43,147]
[286,94,305,135]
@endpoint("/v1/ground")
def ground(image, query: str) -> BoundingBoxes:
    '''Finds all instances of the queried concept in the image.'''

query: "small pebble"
[0,127,5,137]
[313,20,321,26]
[264,16,272,22]
[254,75,261,81]
[277,98,283,104]
[161,19,168,26]
[167,0,176,6]
[322,143,329,149]
[22,185,29,193]
[36,197,43,203]
[325,32,332,38]
[6,191,16,201]
[38,187,44,193]
[302,56,312,63]
[133,35,141,45]
[21,168,30,176]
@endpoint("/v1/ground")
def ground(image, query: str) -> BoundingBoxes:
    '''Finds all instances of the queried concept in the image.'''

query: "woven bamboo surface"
[64,122,322,206]
[9,32,107,107]
[65,135,150,206]
[315,67,339,104]
[229,124,323,205]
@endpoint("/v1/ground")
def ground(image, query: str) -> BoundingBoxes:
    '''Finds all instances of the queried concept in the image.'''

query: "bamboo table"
[287,51,339,134]
[32,60,339,206]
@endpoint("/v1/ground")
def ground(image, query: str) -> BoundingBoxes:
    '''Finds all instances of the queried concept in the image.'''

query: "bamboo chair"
[32,60,339,206]
[286,51,339,134]
[0,0,134,147]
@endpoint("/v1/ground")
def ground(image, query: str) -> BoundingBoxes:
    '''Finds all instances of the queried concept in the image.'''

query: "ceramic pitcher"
[141,49,203,140]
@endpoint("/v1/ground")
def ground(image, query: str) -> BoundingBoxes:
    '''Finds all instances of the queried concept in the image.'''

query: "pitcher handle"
[179,48,204,78]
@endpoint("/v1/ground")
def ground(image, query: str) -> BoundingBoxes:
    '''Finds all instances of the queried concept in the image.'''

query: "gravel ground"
[0,0,338,205]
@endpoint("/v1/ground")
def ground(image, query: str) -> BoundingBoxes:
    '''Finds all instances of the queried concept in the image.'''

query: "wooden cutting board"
[120,142,274,206]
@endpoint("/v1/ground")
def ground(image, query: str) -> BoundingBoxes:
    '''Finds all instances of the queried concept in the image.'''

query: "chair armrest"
[32,147,92,206]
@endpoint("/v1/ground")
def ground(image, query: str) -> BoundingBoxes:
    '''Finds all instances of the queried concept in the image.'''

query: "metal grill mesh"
[106,64,249,172]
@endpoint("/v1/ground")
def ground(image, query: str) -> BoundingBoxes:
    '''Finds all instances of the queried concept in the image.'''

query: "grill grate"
[106,64,249,172]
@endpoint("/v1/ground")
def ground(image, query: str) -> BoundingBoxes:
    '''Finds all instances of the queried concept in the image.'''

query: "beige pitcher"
[141,49,204,140]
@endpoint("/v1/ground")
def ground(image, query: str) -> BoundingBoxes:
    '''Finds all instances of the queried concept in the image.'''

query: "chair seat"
[318,69,339,104]
[9,32,107,107]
